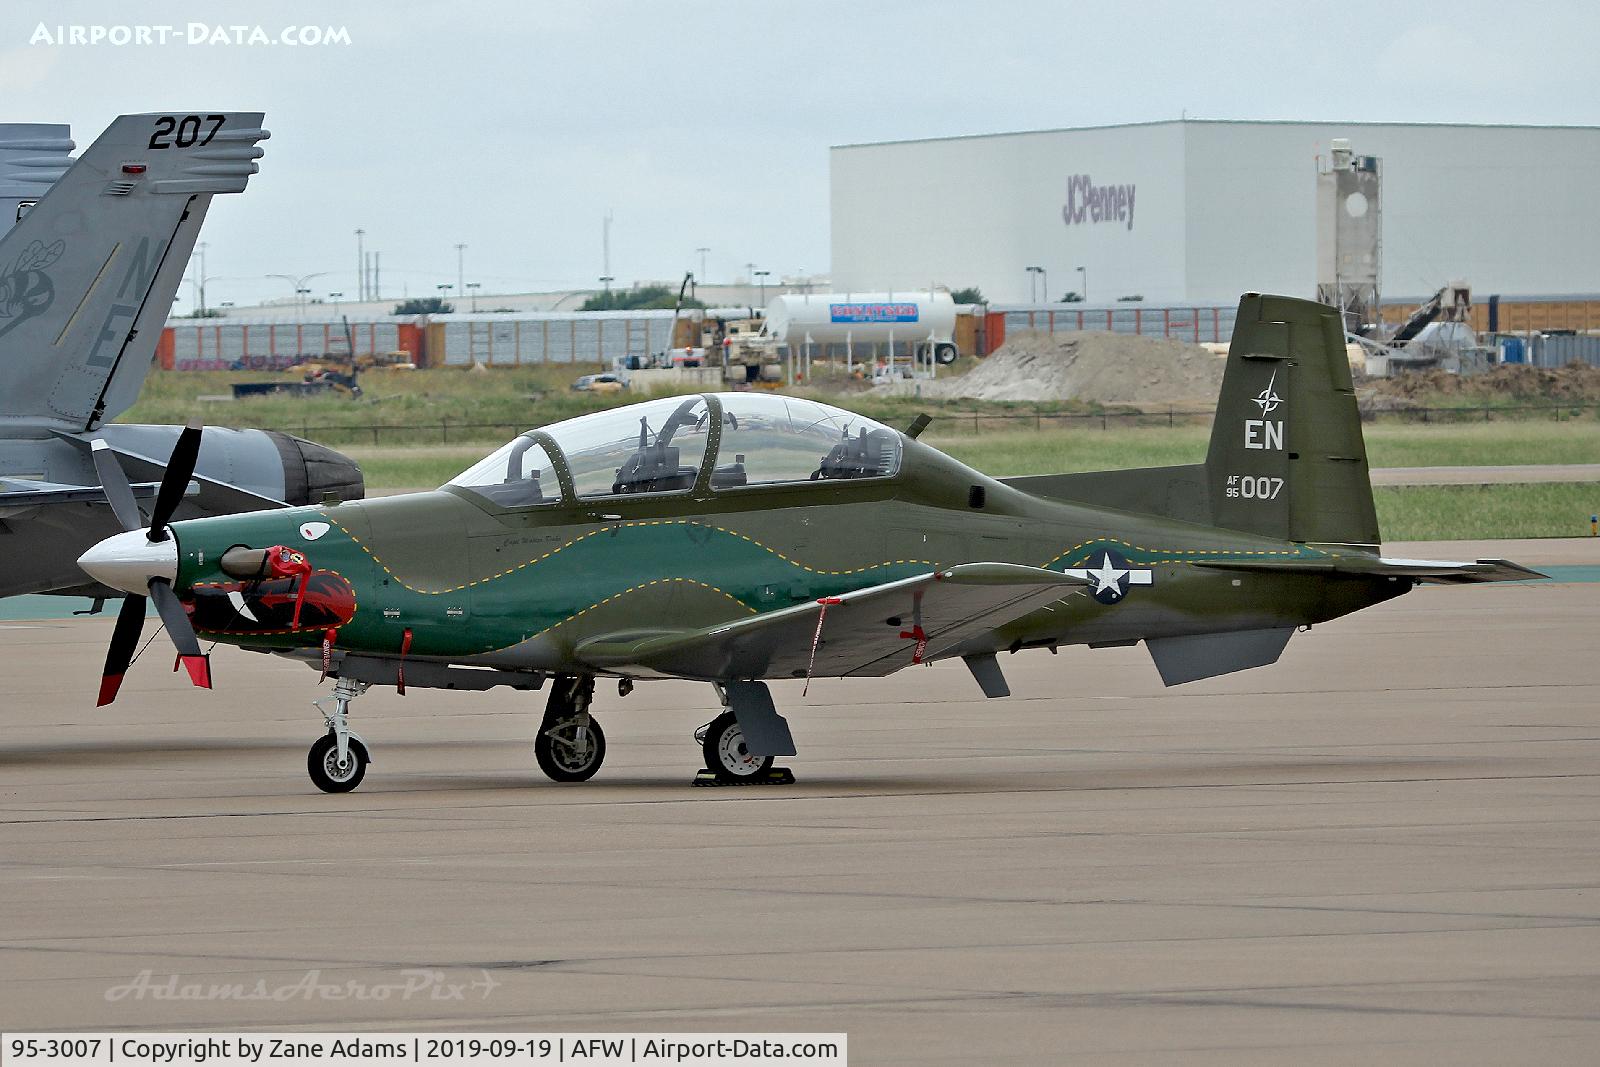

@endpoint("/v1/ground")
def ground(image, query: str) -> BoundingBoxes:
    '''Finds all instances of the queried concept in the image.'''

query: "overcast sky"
[4,0,1597,309]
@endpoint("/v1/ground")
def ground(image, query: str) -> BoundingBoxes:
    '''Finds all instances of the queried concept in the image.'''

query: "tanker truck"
[762,290,960,366]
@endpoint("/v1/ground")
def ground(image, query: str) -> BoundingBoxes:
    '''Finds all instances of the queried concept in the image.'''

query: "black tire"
[701,711,774,782]
[536,714,606,783]
[308,732,369,793]
[934,343,959,366]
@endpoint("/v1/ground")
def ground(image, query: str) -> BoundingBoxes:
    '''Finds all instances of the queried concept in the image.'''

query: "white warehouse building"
[830,119,1600,306]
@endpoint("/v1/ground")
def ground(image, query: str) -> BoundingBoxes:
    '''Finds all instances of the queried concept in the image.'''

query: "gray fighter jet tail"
[0,112,269,433]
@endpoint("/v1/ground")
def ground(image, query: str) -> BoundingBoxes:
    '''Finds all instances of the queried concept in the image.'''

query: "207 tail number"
[148,114,225,150]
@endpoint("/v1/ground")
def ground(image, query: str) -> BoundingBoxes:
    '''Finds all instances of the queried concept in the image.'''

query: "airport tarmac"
[1,538,1597,1063]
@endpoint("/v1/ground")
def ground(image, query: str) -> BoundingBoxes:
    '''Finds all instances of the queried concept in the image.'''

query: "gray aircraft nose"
[77,529,177,595]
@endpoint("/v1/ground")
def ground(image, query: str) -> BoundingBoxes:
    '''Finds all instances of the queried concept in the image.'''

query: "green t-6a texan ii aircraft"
[76,293,1542,793]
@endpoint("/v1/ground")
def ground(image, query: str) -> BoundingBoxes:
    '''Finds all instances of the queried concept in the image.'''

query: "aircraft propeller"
[81,418,212,705]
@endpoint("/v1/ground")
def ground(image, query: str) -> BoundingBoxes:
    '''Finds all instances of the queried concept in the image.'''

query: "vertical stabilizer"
[0,112,268,432]
[1205,294,1378,546]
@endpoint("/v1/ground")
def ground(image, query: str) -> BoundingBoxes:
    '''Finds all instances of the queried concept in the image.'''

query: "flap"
[575,562,1086,681]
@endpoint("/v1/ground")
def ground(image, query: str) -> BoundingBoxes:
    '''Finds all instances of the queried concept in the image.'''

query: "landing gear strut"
[535,675,606,782]
[308,677,372,793]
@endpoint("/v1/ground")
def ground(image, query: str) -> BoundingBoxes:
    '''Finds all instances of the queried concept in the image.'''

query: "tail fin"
[1003,294,1379,546]
[1206,293,1377,545]
[0,112,268,433]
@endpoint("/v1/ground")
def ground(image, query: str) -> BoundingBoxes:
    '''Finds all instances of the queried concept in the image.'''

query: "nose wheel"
[308,731,369,793]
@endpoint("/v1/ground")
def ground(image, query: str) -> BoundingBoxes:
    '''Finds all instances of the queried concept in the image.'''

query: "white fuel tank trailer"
[763,291,960,364]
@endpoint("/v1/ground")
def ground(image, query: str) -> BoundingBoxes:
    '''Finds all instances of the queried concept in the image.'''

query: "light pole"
[1026,265,1044,303]
[269,272,330,318]
[695,246,709,282]
[436,283,452,307]
[455,243,466,305]
[354,229,365,301]
[754,269,770,306]
[599,275,614,298]
[296,287,312,317]
[1076,265,1087,303]
[329,291,344,309]
[466,282,481,312]
[196,242,208,315]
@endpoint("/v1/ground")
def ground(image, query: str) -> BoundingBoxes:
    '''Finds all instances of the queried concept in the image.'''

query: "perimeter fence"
[242,403,1600,448]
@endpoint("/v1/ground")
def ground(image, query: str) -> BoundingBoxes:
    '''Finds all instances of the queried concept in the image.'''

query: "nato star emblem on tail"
[1253,369,1283,415]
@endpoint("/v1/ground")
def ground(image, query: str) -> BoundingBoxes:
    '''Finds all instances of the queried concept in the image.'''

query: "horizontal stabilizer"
[1193,555,1547,584]
[1146,627,1294,686]
[576,562,1086,681]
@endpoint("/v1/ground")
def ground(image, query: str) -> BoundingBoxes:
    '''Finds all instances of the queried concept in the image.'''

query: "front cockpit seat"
[477,471,546,506]
[613,444,697,494]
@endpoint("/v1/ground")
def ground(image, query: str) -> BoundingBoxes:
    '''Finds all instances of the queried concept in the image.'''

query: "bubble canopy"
[449,393,903,505]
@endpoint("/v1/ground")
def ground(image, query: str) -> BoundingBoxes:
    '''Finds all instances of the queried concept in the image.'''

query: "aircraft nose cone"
[77,529,178,595]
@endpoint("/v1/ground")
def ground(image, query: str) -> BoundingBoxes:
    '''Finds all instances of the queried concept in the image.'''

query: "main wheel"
[701,711,774,782]
[934,343,959,366]
[308,732,369,793]
[536,714,606,782]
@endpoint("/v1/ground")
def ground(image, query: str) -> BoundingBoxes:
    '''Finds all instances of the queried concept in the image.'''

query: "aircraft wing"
[0,478,162,518]
[575,563,1087,680]
[1193,555,1547,584]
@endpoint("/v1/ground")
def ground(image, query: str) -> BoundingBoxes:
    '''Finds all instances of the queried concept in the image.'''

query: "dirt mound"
[925,330,1225,406]
[1358,362,1600,409]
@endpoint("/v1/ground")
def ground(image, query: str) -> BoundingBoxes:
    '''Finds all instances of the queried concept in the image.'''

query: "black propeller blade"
[149,579,211,689]
[97,593,148,707]
[88,417,213,704]
[148,417,203,541]
[90,439,143,533]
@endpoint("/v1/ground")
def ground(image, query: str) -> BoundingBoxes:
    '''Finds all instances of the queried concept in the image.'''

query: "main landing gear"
[696,711,775,782]
[308,677,372,793]
[536,675,606,782]
[693,682,796,785]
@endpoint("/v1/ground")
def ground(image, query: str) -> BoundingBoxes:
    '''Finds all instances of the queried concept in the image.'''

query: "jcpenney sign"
[1062,174,1136,231]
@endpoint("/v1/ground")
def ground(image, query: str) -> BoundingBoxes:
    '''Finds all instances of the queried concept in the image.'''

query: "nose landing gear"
[308,677,371,793]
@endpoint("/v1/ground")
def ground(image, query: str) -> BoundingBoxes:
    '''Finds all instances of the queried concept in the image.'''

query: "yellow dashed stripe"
[328,516,937,595]
[476,576,757,655]
[323,517,1316,597]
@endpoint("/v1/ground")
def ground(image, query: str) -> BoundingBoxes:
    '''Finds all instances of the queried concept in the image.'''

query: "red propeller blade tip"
[96,674,124,707]
[175,654,212,689]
